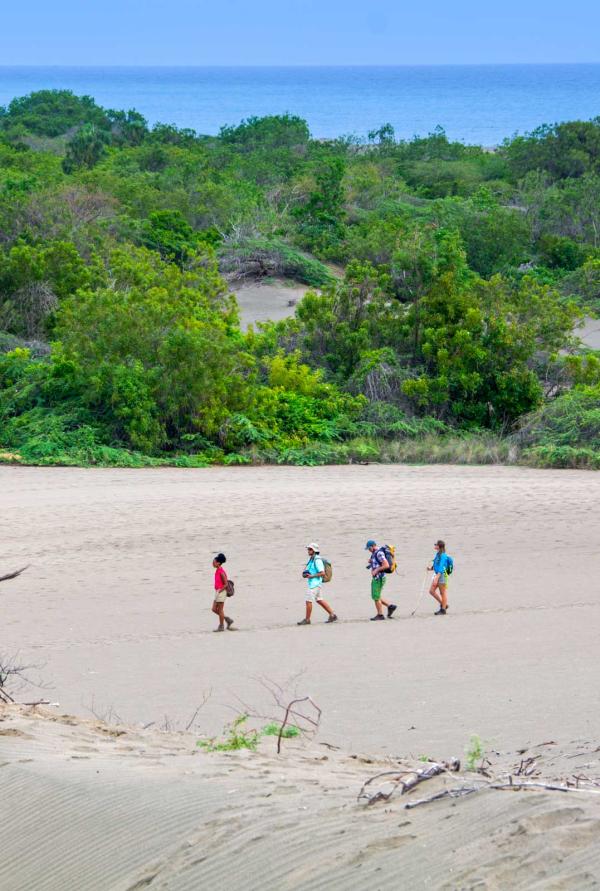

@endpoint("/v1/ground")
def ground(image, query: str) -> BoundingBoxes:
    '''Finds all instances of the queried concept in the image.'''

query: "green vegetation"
[261,722,301,738]
[197,714,300,752]
[465,734,485,771]
[197,714,261,752]
[1,90,599,469]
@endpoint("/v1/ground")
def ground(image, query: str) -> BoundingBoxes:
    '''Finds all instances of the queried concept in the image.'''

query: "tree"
[62,124,110,173]
[294,154,346,253]
[367,123,395,145]
[54,246,245,452]
[504,119,600,181]
[1,90,109,138]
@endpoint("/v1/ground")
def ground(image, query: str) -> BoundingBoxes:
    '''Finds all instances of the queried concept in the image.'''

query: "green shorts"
[371,575,386,601]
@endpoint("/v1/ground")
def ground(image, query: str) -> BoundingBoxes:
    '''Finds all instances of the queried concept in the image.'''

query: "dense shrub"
[0,91,597,468]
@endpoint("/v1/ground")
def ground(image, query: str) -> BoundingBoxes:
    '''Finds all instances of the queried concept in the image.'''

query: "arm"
[372,552,389,576]
[216,567,228,591]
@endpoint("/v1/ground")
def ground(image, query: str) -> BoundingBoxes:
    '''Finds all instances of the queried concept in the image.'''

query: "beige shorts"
[213,589,227,604]
[305,586,325,604]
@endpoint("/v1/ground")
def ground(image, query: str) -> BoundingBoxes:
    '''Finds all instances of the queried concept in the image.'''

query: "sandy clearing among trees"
[232,278,308,329]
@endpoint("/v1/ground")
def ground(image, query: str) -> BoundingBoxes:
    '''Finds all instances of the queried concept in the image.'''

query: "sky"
[1,0,599,66]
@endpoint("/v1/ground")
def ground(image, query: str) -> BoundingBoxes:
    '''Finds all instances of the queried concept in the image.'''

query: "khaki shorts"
[306,586,325,604]
[213,589,227,604]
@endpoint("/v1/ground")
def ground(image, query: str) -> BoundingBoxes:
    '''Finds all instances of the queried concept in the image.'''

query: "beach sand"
[1,464,600,888]
[579,316,600,351]
[2,702,600,891]
[232,279,307,330]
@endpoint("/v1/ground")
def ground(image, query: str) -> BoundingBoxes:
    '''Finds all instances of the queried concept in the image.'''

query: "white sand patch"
[578,316,600,350]
[231,278,309,329]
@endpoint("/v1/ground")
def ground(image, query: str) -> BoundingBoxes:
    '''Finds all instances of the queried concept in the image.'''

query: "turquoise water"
[1,65,599,144]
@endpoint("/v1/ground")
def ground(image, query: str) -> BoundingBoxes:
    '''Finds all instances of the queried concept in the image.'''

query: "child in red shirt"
[212,553,233,632]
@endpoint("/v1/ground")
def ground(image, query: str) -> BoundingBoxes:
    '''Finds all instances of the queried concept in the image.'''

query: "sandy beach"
[232,279,308,330]
[2,464,600,888]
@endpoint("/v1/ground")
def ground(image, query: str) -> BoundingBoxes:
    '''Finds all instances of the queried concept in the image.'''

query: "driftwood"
[358,760,460,806]
[404,778,600,810]
[0,566,29,584]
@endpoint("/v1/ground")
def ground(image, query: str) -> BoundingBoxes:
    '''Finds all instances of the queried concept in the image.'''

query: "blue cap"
[365,539,376,549]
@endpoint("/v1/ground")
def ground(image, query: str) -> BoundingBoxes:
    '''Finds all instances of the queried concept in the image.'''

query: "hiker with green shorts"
[366,540,397,621]
[428,539,451,615]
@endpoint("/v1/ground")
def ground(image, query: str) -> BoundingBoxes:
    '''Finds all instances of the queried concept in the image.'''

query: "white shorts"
[306,586,325,604]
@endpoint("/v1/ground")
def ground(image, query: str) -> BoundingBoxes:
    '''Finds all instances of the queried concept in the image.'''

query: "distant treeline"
[0,90,598,468]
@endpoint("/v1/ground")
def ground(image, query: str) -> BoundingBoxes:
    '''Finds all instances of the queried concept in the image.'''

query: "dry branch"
[358,760,460,806]
[0,566,29,584]
[0,652,46,704]
[404,777,600,810]
[277,696,321,755]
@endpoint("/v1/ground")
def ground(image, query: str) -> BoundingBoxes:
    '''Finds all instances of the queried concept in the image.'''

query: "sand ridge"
[2,464,600,887]
[1,703,600,890]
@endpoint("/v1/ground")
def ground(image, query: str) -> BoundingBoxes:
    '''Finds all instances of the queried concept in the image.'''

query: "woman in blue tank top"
[428,539,450,615]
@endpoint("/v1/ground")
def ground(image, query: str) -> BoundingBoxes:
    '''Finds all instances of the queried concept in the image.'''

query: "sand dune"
[1,464,600,888]
[1,704,599,890]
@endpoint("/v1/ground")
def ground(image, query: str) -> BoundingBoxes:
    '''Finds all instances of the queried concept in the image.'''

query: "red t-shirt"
[214,566,227,591]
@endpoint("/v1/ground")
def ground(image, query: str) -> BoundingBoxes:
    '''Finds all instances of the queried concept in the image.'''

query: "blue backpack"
[446,555,454,576]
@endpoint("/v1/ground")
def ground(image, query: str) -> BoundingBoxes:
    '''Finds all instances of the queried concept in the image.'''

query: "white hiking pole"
[410,570,430,617]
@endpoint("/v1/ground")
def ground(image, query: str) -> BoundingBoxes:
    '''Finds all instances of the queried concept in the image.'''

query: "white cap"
[306,542,320,552]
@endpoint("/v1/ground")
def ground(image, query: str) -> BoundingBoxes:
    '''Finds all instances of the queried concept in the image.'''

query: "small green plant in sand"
[197,715,302,752]
[465,734,485,770]
[197,714,260,752]
[262,721,300,739]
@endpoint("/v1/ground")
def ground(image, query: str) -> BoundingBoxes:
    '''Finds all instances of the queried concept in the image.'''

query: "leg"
[298,592,314,625]
[377,577,396,618]
[429,579,442,605]
[316,598,334,617]
[438,582,448,610]
[371,577,385,617]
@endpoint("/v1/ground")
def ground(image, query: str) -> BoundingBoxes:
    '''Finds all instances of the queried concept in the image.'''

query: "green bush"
[219,237,334,287]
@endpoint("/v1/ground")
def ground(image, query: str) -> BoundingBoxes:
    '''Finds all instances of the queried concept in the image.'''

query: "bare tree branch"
[185,689,212,731]
[277,696,322,755]
[358,760,460,806]
[0,565,29,584]
[0,652,47,703]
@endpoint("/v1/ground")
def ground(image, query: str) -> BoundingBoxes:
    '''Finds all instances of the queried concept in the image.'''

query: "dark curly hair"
[214,553,227,565]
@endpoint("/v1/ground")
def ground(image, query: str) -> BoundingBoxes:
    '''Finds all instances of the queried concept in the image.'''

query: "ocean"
[1,65,599,145]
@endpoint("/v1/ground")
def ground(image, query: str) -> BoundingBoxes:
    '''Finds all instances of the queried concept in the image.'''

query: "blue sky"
[2,0,599,65]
